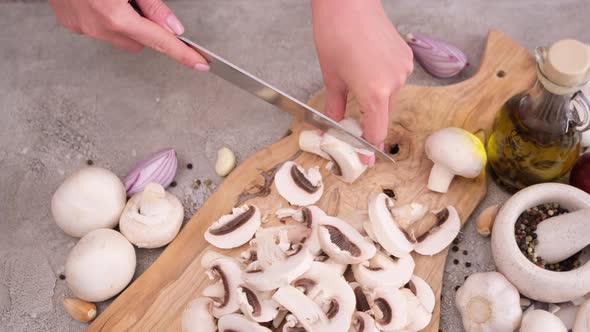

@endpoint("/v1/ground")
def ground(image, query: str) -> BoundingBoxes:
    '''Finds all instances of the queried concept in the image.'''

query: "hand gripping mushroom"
[52,167,127,237]
[414,206,461,256]
[520,309,567,332]
[204,205,261,249]
[119,183,184,248]
[201,256,244,318]
[275,161,324,206]
[455,272,522,332]
[352,251,415,289]
[367,193,416,257]
[425,127,487,193]
[181,297,216,332]
[217,313,272,332]
[317,216,377,264]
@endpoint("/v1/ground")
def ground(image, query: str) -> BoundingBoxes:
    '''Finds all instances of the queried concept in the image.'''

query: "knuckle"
[143,0,167,17]
[150,37,172,54]
[362,86,390,112]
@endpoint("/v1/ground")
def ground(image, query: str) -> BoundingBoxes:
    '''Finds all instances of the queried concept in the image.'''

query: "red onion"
[405,33,468,78]
[570,153,590,194]
[123,148,177,196]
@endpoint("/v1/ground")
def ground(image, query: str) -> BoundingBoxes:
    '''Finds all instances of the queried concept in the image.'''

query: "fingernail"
[166,14,185,35]
[194,63,210,72]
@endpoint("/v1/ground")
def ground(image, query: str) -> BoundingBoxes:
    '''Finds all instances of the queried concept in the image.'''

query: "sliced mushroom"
[574,298,590,332]
[275,161,324,206]
[241,243,314,291]
[390,202,428,228]
[349,311,380,332]
[370,287,409,331]
[299,130,331,160]
[352,251,415,289]
[520,309,567,332]
[276,205,326,256]
[338,117,364,137]
[414,206,461,256]
[320,134,367,184]
[401,288,432,331]
[181,297,216,332]
[237,285,280,322]
[282,314,307,332]
[350,282,372,313]
[205,205,261,249]
[362,222,378,243]
[273,285,331,330]
[318,216,377,264]
[202,256,244,318]
[407,275,435,313]
[217,313,271,332]
[368,193,416,257]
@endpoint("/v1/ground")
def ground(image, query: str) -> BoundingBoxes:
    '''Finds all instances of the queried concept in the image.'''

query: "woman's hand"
[311,0,413,148]
[48,0,209,71]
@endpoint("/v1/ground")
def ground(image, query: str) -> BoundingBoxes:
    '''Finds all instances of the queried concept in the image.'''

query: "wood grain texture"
[89,30,536,332]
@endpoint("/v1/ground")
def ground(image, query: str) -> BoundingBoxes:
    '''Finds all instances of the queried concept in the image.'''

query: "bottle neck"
[520,81,578,136]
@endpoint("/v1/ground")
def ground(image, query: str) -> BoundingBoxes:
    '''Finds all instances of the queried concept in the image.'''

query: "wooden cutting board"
[89,30,536,332]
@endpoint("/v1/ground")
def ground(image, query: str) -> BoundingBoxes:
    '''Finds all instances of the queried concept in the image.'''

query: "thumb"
[134,0,185,35]
[324,85,348,122]
[360,93,391,148]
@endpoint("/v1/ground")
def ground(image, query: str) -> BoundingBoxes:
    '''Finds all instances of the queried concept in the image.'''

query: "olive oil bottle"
[488,39,590,190]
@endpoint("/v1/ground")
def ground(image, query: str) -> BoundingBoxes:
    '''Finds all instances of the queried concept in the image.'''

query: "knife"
[177,36,394,163]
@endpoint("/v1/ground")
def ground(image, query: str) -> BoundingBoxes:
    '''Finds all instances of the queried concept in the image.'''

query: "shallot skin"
[405,33,468,78]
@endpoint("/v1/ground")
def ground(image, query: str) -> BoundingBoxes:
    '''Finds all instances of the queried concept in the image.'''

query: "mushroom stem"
[427,163,455,193]
[138,183,169,218]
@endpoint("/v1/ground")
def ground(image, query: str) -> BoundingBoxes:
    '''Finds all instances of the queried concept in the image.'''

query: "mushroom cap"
[317,216,377,264]
[217,313,272,332]
[202,256,244,318]
[352,251,415,289]
[409,275,436,314]
[119,185,184,248]
[181,297,216,332]
[274,161,324,206]
[367,193,415,257]
[65,229,136,302]
[425,127,486,178]
[520,309,567,332]
[52,167,127,237]
[205,205,261,249]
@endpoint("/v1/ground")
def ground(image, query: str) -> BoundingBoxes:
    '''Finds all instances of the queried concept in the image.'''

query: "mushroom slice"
[279,205,326,255]
[520,309,567,332]
[320,134,367,184]
[299,130,331,160]
[352,251,415,289]
[275,161,324,206]
[402,288,432,331]
[574,298,590,332]
[202,256,244,318]
[455,272,522,332]
[414,206,461,256]
[407,275,435,313]
[370,287,409,331]
[204,205,261,249]
[338,117,364,137]
[242,244,313,291]
[237,285,279,322]
[390,202,428,228]
[282,314,307,332]
[318,216,377,264]
[362,222,378,243]
[368,193,416,257]
[217,313,271,332]
[181,297,216,332]
[350,282,372,313]
[349,311,380,332]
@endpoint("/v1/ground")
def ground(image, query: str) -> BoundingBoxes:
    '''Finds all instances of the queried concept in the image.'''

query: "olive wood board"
[89,30,536,331]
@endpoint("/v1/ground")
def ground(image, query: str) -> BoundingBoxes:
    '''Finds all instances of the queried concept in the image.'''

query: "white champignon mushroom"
[299,130,331,160]
[574,298,590,332]
[425,127,487,193]
[274,161,324,206]
[119,183,184,248]
[276,205,326,256]
[370,287,410,331]
[390,202,428,228]
[349,282,372,313]
[408,275,436,314]
[217,313,271,332]
[201,256,244,318]
[455,272,522,332]
[320,134,367,184]
[352,251,415,289]
[555,304,579,330]
[520,309,567,332]
[401,288,432,331]
[368,193,416,257]
[52,167,127,237]
[349,311,380,332]
[204,205,261,249]
[237,285,280,322]
[414,206,461,256]
[338,117,364,137]
[317,216,377,264]
[181,297,216,332]
[65,229,136,302]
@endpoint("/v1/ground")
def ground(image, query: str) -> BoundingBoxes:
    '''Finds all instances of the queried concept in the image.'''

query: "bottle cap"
[541,39,590,90]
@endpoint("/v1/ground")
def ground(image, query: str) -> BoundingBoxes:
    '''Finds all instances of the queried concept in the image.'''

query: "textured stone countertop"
[1,0,589,331]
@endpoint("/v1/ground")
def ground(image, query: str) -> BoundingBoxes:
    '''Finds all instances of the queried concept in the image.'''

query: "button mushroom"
[574,298,590,332]
[370,287,410,331]
[317,216,377,264]
[401,287,432,331]
[204,205,261,249]
[350,311,380,332]
[320,134,367,184]
[425,127,487,193]
[237,285,280,323]
[65,229,136,302]
[201,256,244,318]
[299,130,331,160]
[181,297,216,332]
[119,183,184,248]
[275,161,324,206]
[349,282,372,313]
[520,309,567,332]
[368,193,416,257]
[352,251,415,289]
[408,275,436,314]
[414,206,461,256]
[455,272,522,332]
[217,313,271,332]
[52,167,127,237]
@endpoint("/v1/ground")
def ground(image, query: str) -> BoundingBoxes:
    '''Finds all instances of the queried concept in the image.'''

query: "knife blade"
[177,36,394,163]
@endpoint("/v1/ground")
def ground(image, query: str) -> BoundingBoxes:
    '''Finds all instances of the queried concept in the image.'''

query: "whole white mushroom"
[520,309,567,332]
[52,167,127,237]
[119,183,184,248]
[65,229,136,302]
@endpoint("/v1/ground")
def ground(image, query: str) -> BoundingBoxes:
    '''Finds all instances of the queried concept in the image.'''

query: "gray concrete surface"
[0,0,588,331]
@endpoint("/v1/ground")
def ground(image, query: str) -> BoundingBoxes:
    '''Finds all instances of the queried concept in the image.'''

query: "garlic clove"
[62,297,97,323]
[476,204,500,237]
[215,147,237,177]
